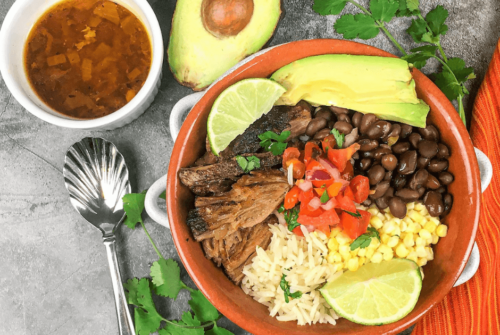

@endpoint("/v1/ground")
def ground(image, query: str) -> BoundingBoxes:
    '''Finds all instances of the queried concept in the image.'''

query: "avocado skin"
[168,0,281,91]
[271,55,430,128]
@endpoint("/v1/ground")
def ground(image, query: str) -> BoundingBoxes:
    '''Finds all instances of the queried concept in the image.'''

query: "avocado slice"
[168,0,281,91]
[270,55,430,128]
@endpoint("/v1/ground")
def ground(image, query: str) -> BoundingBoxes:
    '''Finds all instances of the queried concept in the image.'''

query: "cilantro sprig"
[280,273,303,303]
[279,205,301,231]
[235,155,260,173]
[343,209,361,218]
[258,130,290,155]
[122,192,234,335]
[313,0,475,125]
[330,128,344,148]
[350,227,381,250]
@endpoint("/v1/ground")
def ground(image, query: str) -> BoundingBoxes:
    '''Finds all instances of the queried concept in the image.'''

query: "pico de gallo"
[279,133,372,239]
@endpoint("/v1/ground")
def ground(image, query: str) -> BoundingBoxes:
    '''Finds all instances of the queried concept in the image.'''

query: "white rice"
[241,224,342,326]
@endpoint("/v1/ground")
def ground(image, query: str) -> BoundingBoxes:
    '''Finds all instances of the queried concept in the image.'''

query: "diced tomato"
[312,179,333,188]
[327,143,361,172]
[306,159,323,171]
[304,142,321,166]
[285,159,306,179]
[300,200,324,217]
[335,193,357,212]
[298,208,339,227]
[315,224,331,235]
[341,209,371,239]
[327,182,343,198]
[350,175,370,204]
[321,134,336,152]
[299,188,314,204]
[343,185,355,202]
[341,161,354,180]
[282,147,301,168]
[307,168,334,187]
[284,185,300,209]
[314,188,325,197]
[292,226,304,237]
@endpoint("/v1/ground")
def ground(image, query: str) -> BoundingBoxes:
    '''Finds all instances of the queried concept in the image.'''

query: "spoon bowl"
[63,137,135,335]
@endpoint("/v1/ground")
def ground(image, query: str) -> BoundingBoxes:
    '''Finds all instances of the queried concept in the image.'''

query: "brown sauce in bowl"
[24,0,152,119]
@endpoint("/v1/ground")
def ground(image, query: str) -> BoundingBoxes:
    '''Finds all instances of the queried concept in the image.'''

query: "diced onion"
[273,210,286,225]
[297,180,313,192]
[306,169,331,181]
[308,197,321,210]
[288,163,294,186]
[343,128,359,148]
[321,198,337,211]
[318,158,341,180]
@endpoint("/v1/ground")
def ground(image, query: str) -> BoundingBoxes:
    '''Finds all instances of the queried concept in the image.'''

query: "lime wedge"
[207,78,286,155]
[320,259,422,325]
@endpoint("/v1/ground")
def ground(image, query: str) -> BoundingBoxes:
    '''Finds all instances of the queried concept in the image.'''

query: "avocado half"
[271,54,430,128]
[168,0,282,91]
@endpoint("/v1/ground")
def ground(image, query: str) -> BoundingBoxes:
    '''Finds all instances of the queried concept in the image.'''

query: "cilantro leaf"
[446,57,475,83]
[123,191,147,229]
[284,207,300,231]
[124,278,164,335]
[350,227,381,250]
[188,290,220,323]
[313,0,348,15]
[278,204,285,213]
[259,131,290,156]
[343,210,361,218]
[407,18,427,43]
[402,45,438,69]
[150,258,182,299]
[205,324,236,335]
[236,155,261,173]
[425,5,448,37]
[320,190,330,204]
[236,156,248,172]
[280,273,302,303]
[159,312,204,335]
[396,0,420,17]
[434,70,462,101]
[370,0,399,23]
[334,14,380,40]
[331,128,344,148]
[270,142,288,156]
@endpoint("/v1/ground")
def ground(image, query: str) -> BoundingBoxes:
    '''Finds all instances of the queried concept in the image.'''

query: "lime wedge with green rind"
[207,78,286,155]
[320,259,422,325]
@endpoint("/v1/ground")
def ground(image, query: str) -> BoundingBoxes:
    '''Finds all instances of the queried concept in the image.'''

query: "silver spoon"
[63,137,135,335]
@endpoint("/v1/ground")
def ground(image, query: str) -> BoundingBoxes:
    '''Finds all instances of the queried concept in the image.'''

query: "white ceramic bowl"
[0,0,163,130]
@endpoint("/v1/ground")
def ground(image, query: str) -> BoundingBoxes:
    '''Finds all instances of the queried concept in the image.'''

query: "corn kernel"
[371,252,383,263]
[333,253,342,263]
[369,238,380,249]
[368,208,380,216]
[432,234,439,244]
[337,233,352,245]
[425,237,433,246]
[378,245,392,254]
[383,222,396,234]
[404,233,415,247]
[409,210,424,223]
[358,248,366,257]
[350,249,359,257]
[400,221,408,232]
[416,245,427,258]
[424,221,436,233]
[413,224,422,233]
[359,257,366,266]
[396,243,410,258]
[347,258,359,271]
[414,202,424,211]
[327,252,336,264]
[425,247,434,260]
[415,237,425,247]
[419,229,432,240]
[328,238,339,251]
[383,251,394,261]
[407,202,416,210]
[421,206,429,216]
[436,224,448,237]
[407,252,418,263]
[420,267,425,280]
[430,217,440,226]
[330,227,342,237]
[392,227,401,237]
[417,258,428,267]
[365,248,375,259]
[387,236,399,248]
[370,216,383,229]
[377,213,385,221]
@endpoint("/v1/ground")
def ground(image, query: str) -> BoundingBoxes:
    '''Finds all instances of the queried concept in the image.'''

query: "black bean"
[442,193,453,216]
[384,170,393,181]
[401,124,413,139]
[360,114,378,134]
[360,158,372,171]
[385,187,395,198]
[328,120,335,129]
[313,128,331,140]
[395,188,420,202]
[435,186,447,194]
[438,171,454,185]
[418,140,439,158]
[392,142,411,155]
[380,144,391,150]
[373,147,392,161]
[352,112,363,128]
[409,133,422,149]
[366,121,392,140]
[381,154,398,171]
[375,196,389,210]
[334,121,353,135]
[295,101,313,114]
[426,174,441,189]
[383,124,401,142]
[362,199,372,207]
[417,187,426,198]
[337,114,351,124]
[389,197,407,219]
[362,150,374,159]
[417,156,430,169]
[306,118,328,137]
[329,106,349,114]
[392,173,407,190]
[409,169,429,190]
[428,159,449,173]
[424,191,444,217]
[315,108,334,121]
[370,181,391,199]
[437,143,450,159]
[359,139,379,152]
[398,150,417,175]
[352,152,360,160]
[418,125,440,141]
[368,165,386,185]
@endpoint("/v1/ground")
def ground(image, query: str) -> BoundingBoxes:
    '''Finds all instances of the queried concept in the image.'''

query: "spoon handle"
[103,236,136,335]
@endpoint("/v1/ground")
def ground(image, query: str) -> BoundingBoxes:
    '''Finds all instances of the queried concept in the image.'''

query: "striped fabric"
[414,39,500,335]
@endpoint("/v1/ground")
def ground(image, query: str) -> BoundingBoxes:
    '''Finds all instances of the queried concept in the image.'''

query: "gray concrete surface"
[1,0,498,334]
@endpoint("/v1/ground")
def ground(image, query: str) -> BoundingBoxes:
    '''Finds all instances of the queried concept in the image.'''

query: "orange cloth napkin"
[414,39,500,335]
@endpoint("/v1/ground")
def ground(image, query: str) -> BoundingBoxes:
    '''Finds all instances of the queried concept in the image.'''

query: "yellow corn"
[416,245,427,258]
[409,210,424,223]
[419,229,432,240]
[330,227,342,237]
[365,248,375,259]
[378,245,392,255]
[383,251,394,261]
[425,247,434,261]
[358,248,366,257]
[407,202,416,210]
[387,236,399,248]
[432,234,439,244]
[424,221,437,233]
[415,236,425,247]
[404,233,415,247]
[328,238,339,251]
[417,257,428,267]
[396,243,410,258]
[336,232,352,245]
[371,252,383,263]
[327,252,336,264]
[436,224,448,237]
[381,234,390,244]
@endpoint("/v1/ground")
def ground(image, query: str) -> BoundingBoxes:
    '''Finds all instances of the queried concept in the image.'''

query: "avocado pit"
[201,0,254,38]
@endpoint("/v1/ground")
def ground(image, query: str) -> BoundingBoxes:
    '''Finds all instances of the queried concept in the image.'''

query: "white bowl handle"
[145,92,205,228]
[454,148,492,287]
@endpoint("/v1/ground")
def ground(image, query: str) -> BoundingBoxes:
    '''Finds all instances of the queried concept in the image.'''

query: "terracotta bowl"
[166,39,480,335]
